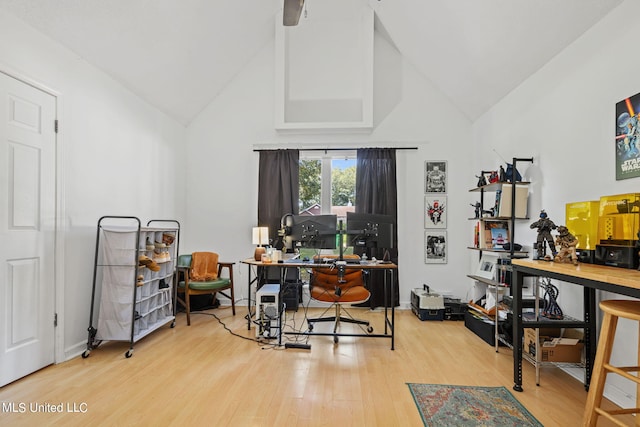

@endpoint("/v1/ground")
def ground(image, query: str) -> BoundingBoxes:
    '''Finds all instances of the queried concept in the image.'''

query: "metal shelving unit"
[83,216,180,358]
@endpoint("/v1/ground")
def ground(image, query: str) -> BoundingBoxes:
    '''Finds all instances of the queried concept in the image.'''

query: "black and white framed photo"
[425,195,447,229]
[475,252,499,280]
[425,230,447,264]
[425,161,447,193]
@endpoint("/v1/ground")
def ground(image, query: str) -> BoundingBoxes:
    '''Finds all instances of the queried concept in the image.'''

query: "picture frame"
[425,195,447,228]
[475,252,499,280]
[425,230,447,264]
[425,161,447,193]
[615,91,640,180]
[479,219,510,249]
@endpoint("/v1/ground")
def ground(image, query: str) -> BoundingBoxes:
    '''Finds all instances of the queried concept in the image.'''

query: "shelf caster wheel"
[125,349,133,358]
[170,320,176,328]
[82,350,90,359]
[308,324,314,331]
[366,326,373,333]
[334,336,339,344]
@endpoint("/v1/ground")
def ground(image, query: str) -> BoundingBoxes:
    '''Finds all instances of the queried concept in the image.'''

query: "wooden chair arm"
[176,265,190,286]
[217,262,235,282]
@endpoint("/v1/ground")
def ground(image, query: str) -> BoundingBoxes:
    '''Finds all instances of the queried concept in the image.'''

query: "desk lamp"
[253,226,269,261]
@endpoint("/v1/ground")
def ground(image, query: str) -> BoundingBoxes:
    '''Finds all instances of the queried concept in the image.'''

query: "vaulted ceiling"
[0,0,623,126]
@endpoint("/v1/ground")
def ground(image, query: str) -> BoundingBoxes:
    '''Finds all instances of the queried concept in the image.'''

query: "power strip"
[285,343,311,350]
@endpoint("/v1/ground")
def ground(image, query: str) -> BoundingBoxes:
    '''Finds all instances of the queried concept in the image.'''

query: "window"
[298,150,357,256]
[299,151,356,218]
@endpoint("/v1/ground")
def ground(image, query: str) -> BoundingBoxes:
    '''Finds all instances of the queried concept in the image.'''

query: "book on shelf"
[473,221,479,248]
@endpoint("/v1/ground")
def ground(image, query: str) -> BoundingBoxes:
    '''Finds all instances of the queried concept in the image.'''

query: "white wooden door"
[0,72,56,387]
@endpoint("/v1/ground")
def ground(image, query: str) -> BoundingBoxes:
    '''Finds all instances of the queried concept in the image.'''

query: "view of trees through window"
[298,156,356,214]
[298,152,356,258]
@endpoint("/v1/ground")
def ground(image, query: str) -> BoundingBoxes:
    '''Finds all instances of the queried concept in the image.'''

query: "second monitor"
[346,212,395,249]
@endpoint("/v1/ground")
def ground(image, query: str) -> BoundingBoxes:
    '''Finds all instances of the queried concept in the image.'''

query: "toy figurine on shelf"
[499,165,506,182]
[476,174,487,187]
[554,226,579,265]
[505,163,522,183]
[471,202,482,218]
[530,210,557,260]
[488,170,500,183]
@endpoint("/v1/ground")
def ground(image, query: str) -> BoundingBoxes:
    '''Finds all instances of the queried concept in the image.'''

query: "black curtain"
[258,150,299,248]
[355,148,399,308]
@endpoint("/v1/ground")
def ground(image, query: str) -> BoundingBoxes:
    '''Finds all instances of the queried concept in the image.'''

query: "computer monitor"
[289,214,337,250]
[346,212,395,249]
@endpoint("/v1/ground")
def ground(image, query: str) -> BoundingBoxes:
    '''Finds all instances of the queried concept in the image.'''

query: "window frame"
[299,150,357,215]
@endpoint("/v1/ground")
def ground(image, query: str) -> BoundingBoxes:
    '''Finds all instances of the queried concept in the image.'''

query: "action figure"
[554,226,578,265]
[471,202,481,218]
[499,165,506,182]
[476,174,487,187]
[530,210,557,260]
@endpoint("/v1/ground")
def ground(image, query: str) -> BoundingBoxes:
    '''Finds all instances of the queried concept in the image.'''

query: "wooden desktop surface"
[242,258,397,270]
[511,258,640,292]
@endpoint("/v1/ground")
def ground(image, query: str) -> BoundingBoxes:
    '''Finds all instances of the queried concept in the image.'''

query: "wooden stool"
[583,300,640,426]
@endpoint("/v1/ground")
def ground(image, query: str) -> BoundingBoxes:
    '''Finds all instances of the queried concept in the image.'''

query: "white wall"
[473,0,638,409]
[186,28,474,307]
[0,11,187,360]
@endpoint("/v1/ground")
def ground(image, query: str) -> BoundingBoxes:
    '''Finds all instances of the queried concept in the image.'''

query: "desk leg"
[584,286,596,390]
[512,268,524,392]
[247,264,253,330]
[390,269,395,350]
[246,265,262,331]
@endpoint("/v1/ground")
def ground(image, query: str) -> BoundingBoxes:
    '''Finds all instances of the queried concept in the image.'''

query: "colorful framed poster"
[616,91,640,180]
[425,161,447,193]
[425,195,447,228]
[425,230,447,264]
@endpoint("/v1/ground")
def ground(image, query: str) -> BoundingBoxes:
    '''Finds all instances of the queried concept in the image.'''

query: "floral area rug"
[407,383,543,427]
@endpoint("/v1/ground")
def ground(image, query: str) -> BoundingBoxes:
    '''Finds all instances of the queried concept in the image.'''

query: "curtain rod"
[253,147,418,152]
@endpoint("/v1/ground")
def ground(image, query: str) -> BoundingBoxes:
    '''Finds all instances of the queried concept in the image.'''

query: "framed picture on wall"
[615,91,640,180]
[425,230,447,264]
[425,161,447,193]
[425,195,447,228]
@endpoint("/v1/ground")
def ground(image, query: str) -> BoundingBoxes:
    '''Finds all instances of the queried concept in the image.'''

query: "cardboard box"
[524,328,583,363]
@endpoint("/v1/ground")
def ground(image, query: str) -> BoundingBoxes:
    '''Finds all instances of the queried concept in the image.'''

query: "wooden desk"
[241,258,397,349]
[511,259,640,392]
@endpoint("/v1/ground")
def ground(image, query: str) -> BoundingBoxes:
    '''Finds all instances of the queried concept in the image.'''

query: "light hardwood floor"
[0,307,632,426]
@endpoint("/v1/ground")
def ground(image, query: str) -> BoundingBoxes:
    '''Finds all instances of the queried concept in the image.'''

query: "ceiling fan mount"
[283,0,305,26]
